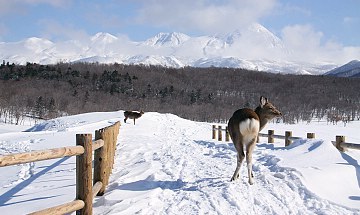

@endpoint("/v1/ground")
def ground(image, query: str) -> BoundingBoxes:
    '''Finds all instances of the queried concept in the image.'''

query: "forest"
[0,61,359,125]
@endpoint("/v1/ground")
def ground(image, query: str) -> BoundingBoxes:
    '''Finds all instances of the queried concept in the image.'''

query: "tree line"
[0,61,359,124]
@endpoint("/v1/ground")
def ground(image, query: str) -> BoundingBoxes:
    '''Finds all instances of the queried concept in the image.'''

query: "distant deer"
[228,96,282,185]
[124,110,144,125]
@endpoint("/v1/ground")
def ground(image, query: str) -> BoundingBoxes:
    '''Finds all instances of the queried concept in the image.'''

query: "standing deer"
[124,110,144,125]
[228,96,282,185]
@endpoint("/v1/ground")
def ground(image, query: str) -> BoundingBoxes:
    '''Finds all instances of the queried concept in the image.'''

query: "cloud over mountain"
[1,23,358,74]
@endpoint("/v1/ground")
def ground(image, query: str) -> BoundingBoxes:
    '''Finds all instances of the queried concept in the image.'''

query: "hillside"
[325,60,360,78]
[1,62,360,125]
[0,111,359,214]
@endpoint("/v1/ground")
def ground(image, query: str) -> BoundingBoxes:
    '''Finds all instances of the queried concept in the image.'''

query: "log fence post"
[104,128,111,189]
[76,134,92,215]
[93,129,108,196]
[218,126,222,141]
[285,131,292,146]
[225,126,230,142]
[110,126,116,172]
[212,125,216,139]
[0,122,121,214]
[268,130,274,143]
[307,133,315,139]
[336,135,345,152]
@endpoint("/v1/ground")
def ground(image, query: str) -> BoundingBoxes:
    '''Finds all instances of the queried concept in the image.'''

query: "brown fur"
[228,96,282,184]
[124,110,144,125]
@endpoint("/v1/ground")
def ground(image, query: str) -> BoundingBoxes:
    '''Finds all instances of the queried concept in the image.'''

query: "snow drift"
[0,111,359,214]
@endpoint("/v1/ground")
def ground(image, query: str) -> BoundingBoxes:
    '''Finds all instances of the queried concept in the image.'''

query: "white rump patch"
[239,118,260,145]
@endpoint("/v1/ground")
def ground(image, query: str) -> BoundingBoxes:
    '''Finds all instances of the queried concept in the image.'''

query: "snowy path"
[0,111,359,214]
[93,113,359,215]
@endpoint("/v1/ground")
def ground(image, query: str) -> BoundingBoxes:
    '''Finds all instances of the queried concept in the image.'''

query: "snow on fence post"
[225,126,230,142]
[336,136,346,152]
[268,130,274,143]
[104,127,113,187]
[218,126,222,141]
[109,125,116,173]
[285,131,292,146]
[94,128,107,196]
[106,128,113,176]
[212,125,216,139]
[76,133,93,215]
[307,133,315,139]
[113,122,119,167]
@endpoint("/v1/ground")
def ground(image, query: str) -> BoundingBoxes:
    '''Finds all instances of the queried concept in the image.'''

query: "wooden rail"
[212,125,360,151]
[212,125,306,146]
[0,121,121,215]
[332,136,360,152]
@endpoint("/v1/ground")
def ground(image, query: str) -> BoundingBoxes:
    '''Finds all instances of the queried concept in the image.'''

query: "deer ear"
[260,96,267,107]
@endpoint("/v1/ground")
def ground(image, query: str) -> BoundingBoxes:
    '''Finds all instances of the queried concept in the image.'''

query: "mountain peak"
[144,32,190,47]
[22,37,53,52]
[0,24,338,74]
[247,23,270,33]
[224,23,284,48]
[91,32,118,43]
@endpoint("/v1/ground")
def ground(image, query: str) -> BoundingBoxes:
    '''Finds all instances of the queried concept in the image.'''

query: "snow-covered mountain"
[0,23,337,74]
[142,32,191,47]
[324,60,360,78]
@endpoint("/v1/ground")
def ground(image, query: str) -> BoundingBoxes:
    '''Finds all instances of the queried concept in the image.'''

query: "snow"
[0,23,339,74]
[0,111,360,214]
[325,60,360,77]
[143,32,191,47]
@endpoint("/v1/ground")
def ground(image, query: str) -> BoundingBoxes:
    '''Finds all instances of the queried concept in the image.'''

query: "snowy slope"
[142,32,191,47]
[325,60,360,77]
[0,23,337,74]
[0,111,360,214]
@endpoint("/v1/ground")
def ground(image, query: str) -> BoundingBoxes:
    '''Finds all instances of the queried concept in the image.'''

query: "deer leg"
[246,138,256,185]
[124,117,127,123]
[231,144,245,181]
[133,118,136,125]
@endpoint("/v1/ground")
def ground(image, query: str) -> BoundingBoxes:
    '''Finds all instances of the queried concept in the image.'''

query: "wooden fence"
[0,121,120,215]
[212,125,360,151]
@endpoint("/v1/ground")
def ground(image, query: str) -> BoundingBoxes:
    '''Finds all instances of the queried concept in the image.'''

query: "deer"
[228,96,282,185]
[124,110,144,125]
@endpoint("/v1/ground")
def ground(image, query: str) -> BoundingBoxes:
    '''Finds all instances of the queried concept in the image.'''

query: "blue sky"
[0,0,359,48]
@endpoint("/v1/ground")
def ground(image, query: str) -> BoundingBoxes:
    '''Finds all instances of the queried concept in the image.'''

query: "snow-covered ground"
[0,111,359,214]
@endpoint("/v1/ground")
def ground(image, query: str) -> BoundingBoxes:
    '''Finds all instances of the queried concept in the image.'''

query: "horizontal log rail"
[0,145,84,167]
[212,125,306,146]
[212,125,359,151]
[0,121,121,215]
[258,133,302,140]
[28,200,85,215]
[93,181,104,199]
[92,139,105,151]
[332,135,360,152]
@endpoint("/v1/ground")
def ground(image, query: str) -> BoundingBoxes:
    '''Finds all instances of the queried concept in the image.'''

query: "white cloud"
[281,24,323,50]
[38,19,89,41]
[281,24,360,63]
[133,0,277,34]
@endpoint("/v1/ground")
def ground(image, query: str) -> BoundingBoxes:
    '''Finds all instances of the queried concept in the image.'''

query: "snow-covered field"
[0,111,359,214]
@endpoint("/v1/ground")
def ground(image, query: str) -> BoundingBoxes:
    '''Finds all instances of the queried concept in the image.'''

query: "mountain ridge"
[0,23,340,74]
[325,60,360,78]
